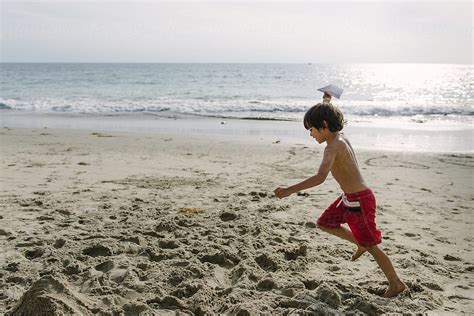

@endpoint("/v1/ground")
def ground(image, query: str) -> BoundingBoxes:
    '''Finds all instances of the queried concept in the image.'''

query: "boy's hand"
[273,187,292,199]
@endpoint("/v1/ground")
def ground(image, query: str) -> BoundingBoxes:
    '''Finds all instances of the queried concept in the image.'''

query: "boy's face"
[309,127,326,144]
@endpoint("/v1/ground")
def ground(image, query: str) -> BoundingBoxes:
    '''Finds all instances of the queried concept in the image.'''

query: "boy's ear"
[322,120,328,129]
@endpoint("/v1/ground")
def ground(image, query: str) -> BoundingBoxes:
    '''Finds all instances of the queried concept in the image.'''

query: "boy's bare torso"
[328,134,369,194]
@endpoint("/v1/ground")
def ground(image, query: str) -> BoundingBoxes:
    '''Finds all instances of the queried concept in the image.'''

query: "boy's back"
[328,134,368,194]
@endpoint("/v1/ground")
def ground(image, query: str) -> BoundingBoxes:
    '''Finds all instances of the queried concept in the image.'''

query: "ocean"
[1,63,472,122]
[1,63,473,152]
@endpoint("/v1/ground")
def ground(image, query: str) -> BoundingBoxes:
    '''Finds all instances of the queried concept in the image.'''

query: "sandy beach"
[1,126,473,314]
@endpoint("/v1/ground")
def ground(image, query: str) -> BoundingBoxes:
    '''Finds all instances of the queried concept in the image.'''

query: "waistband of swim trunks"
[344,188,373,199]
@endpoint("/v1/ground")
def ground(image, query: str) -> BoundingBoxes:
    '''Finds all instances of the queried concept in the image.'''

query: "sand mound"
[7,275,94,315]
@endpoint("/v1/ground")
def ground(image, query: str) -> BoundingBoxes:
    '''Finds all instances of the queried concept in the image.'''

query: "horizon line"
[1,61,472,65]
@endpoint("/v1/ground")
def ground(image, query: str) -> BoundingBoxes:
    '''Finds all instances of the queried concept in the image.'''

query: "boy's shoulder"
[325,136,352,156]
[326,137,346,151]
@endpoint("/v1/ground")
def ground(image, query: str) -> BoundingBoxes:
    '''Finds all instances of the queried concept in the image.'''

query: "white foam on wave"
[1,97,473,128]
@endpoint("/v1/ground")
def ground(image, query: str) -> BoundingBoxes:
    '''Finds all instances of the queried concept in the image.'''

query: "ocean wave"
[1,97,472,119]
[0,102,12,110]
[51,105,73,112]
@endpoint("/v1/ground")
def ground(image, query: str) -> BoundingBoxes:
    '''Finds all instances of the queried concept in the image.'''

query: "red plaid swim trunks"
[317,188,382,246]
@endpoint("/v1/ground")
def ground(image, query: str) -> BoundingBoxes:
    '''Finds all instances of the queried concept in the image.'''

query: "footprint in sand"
[315,284,341,309]
[53,239,66,249]
[5,275,28,286]
[5,262,20,272]
[422,282,443,291]
[198,251,240,268]
[24,247,45,260]
[255,253,279,272]
[443,254,461,262]
[434,236,452,244]
[257,278,277,291]
[158,239,180,249]
[302,279,320,290]
[448,295,473,301]
[219,211,238,222]
[438,154,474,167]
[404,232,420,238]
[94,260,115,273]
[122,303,150,315]
[0,229,11,236]
[171,281,202,299]
[82,245,112,257]
[148,295,187,310]
[283,245,307,261]
[91,132,114,137]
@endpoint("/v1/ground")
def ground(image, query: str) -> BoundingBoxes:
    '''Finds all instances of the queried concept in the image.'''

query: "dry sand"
[0,127,472,315]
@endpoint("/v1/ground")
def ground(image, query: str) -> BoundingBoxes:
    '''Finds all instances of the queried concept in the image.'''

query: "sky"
[0,1,472,63]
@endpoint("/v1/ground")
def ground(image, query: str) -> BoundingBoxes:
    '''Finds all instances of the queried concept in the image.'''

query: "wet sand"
[0,127,473,314]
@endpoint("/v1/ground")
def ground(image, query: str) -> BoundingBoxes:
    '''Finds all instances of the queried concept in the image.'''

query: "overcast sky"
[1,1,472,63]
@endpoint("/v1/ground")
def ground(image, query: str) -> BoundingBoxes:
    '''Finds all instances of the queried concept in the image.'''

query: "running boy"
[273,102,406,298]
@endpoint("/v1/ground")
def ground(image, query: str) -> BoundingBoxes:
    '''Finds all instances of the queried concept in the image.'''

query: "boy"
[273,103,405,298]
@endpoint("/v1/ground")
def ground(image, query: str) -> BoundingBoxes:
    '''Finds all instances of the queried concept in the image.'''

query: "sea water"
[1,63,472,123]
[1,63,473,152]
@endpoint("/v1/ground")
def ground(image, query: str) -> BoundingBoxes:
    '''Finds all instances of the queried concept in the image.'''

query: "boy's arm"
[274,146,336,198]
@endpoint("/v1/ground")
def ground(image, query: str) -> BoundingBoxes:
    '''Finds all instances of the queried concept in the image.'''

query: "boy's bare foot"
[383,279,406,298]
[351,246,366,261]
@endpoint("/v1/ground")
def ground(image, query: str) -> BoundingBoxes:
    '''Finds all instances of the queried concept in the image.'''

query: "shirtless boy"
[273,102,406,298]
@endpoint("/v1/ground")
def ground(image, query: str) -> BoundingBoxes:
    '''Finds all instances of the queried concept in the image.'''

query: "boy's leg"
[365,245,406,298]
[317,224,366,261]
[317,197,367,261]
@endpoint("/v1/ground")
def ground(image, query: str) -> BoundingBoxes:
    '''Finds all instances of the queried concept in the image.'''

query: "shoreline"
[1,110,472,153]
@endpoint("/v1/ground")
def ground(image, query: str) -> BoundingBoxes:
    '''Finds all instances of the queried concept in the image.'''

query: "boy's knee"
[317,224,340,232]
[364,245,379,253]
[317,224,328,231]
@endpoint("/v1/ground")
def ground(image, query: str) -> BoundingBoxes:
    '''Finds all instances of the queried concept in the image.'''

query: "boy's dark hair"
[303,103,345,132]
